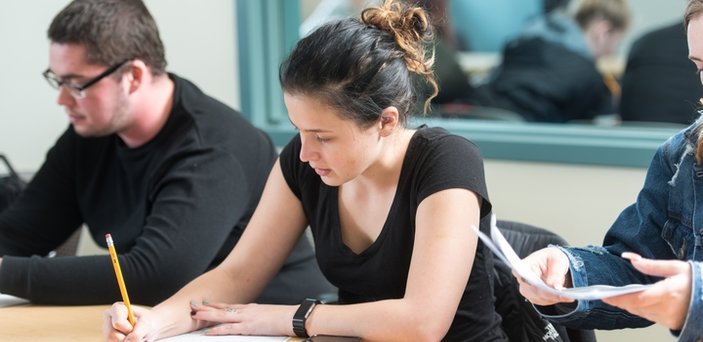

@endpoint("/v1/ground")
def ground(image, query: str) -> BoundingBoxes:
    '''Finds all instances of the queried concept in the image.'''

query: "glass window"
[236,0,681,167]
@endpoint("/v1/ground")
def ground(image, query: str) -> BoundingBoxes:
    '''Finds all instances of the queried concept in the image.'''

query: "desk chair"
[0,154,26,215]
[494,220,597,342]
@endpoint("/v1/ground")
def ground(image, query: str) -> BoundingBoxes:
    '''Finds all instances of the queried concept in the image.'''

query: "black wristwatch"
[293,297,320,337]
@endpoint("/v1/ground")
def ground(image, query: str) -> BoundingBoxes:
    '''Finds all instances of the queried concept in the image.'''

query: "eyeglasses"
[42,59,130,99]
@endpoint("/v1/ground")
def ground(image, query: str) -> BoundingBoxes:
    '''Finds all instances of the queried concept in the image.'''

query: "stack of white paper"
[160,330,289,342]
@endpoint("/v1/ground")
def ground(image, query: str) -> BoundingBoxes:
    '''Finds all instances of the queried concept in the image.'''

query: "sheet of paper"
[0,293,29,307]
[473,214,653,300]
[160,330,290,342]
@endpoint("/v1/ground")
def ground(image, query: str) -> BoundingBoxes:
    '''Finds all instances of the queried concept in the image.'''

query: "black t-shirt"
[280,126,507,341]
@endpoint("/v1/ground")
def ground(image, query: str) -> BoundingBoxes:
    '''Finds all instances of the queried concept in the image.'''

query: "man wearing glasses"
[0,0,332,306]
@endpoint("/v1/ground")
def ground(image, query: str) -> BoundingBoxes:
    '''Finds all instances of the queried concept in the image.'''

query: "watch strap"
[293,298,320,337]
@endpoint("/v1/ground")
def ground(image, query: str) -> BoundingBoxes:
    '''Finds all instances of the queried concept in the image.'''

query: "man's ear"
[126,59,146,93]
[379,106,399,137]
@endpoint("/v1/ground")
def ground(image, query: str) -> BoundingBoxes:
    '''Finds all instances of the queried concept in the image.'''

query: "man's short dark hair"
[48,0,167,75]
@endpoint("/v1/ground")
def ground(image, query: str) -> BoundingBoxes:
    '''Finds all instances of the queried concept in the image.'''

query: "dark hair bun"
[361,0,437,112]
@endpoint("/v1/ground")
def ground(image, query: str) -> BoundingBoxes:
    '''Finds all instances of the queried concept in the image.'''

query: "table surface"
[1,304,108,342]
[0,304,307,342]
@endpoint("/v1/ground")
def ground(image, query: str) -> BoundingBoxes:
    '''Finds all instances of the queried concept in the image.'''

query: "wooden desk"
[0,304,306,341]
[0,304,107,342]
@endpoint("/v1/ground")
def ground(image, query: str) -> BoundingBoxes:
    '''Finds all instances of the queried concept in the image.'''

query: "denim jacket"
[537,121,703,341]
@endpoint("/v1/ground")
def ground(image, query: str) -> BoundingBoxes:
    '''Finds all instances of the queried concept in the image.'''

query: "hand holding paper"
[473,215,653,301]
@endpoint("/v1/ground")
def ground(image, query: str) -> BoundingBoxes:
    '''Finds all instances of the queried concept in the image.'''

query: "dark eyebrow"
[287,118,332,133]
[47,70,86,81]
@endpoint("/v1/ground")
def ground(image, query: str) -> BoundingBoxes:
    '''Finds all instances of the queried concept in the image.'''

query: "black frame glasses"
[42,59,130,99]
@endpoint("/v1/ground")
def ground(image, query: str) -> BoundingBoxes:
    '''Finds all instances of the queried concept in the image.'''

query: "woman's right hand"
[515,247,575,306]
[103,302,157,342]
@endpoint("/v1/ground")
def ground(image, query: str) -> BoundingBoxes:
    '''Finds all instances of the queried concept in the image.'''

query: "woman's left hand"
[602,252,691,330]
[190,302,296,336]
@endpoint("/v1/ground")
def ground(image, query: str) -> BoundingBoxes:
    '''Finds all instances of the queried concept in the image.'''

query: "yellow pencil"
[106,233,135,326]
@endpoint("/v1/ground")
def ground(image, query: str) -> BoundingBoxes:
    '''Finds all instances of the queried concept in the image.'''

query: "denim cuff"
[675,261,703,342]
[554,245,588,288]
[532,246,590,322]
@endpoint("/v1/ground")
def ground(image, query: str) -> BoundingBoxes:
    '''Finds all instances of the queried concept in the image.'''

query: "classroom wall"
[0,0,239,172]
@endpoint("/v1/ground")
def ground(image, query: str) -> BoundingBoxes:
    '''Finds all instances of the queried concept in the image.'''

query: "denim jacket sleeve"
[677,261,703,342]
[534,130,703,336]
[535,245,655,330]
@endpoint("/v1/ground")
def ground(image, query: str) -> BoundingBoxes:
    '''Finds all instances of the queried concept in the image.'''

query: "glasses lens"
[69,88,86,99]
[42,70,61,90]
[42,70,86,98]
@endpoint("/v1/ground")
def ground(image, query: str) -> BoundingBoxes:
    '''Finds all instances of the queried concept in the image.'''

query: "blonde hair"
[695,118,703,165]
[573,0,630,32]
[685,1,703,164]
[685,0,703,27]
